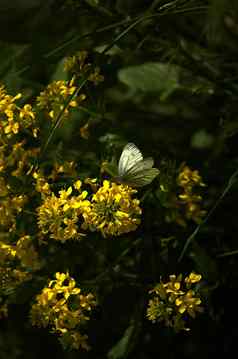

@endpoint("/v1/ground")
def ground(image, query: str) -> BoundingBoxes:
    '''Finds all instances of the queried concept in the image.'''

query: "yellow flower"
[33,170,51,196]
[36,79,86,121]
[16,235,41,270]
[185,272,202,284]
[30,272,96,351]
[0,181,27,232]
[80,122,90,139]
[84,177,98,192]
[64,51,104,85]
[49,161,77,181]
[0,241,17,264]
[172,164,207,225]
[164,274,183,293]
[82,180,141,237]
[175,290,202,317]
[147,272,203,331]
[177,165,205,189]
[19,104,35,120]
[0,83,38,139]
[37,184,90,242]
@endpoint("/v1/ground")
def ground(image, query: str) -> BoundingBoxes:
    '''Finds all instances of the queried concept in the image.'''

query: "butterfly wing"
[122,167,160,187]
[118,143,143,176]
[125,157,154,175]
[121,158,159,187]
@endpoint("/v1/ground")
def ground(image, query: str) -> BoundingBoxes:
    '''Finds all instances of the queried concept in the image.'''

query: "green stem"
[178,168,238,262]
[41,77,88,155]
[217,249,238,258]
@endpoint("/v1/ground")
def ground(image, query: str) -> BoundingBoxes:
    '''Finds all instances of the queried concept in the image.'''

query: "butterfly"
[115,142,159,187]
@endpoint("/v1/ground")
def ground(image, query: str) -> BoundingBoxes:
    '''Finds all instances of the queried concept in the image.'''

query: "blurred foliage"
[1,0,238,358]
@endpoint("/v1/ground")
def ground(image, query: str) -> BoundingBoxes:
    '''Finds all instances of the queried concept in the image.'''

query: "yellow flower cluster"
[0,238,33,317]
[64,50,104,85]
[0,140,39,177]
[33,170,51,196]
[147,272,203,332]
[37,181,90,242]
[82,180,141,237]
[37,179,141,241]
[0,240,17,264]
[177,165,206,224]
[33,161,77,196]
[30,272,96,350]
[16,235,42,270]
[49,161,77,181]
[0,83,37,139]
[0,234,41,271]
[0,178,27,233]
[36,78,86,121]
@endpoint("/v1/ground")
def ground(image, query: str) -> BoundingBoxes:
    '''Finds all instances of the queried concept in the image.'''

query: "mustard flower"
[9,141,40,178]
[64,51,104,85]
[82,180,141,237]
[0,241,17,265]
[36,79,86,121]
[0,181,27,232]
[177,165,206,190]
[0,83,37,139]
[37,182,90,242]
[80,122,90,139]
[84,177,99,192]
[175,290,202,317]
[163,164,206,226]
[49,161,77,181]
[16,235,42,271]
[30,272,96,351]
[147,272,203,331]
[33,170,51,196]
[0,140,39,177]
[177,165,206,224]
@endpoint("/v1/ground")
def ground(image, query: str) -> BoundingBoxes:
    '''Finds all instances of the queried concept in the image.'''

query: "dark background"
[0,0,238,358]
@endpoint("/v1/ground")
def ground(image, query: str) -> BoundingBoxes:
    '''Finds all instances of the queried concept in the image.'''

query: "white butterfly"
[115,143,159,187]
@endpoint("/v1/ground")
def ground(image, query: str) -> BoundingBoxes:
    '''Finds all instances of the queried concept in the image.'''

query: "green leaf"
[107,322,137,359]
[118,62,179,99]
[191,129,214,149]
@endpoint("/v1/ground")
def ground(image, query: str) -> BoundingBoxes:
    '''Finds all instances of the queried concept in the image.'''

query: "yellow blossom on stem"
[36,79,86,121]
[16,235,42,271]
[49,161,77,181]
[33,171,51,196]
[0,180,27,232]
[82,180,141,237]
[0,83,38,139]
[147,272,203,331]
[176,164,206,225]
[64,51,104,85]
[30,272,96,351]
[0,241,17,265]
[37,183,90,242]
[177,165,206,190]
